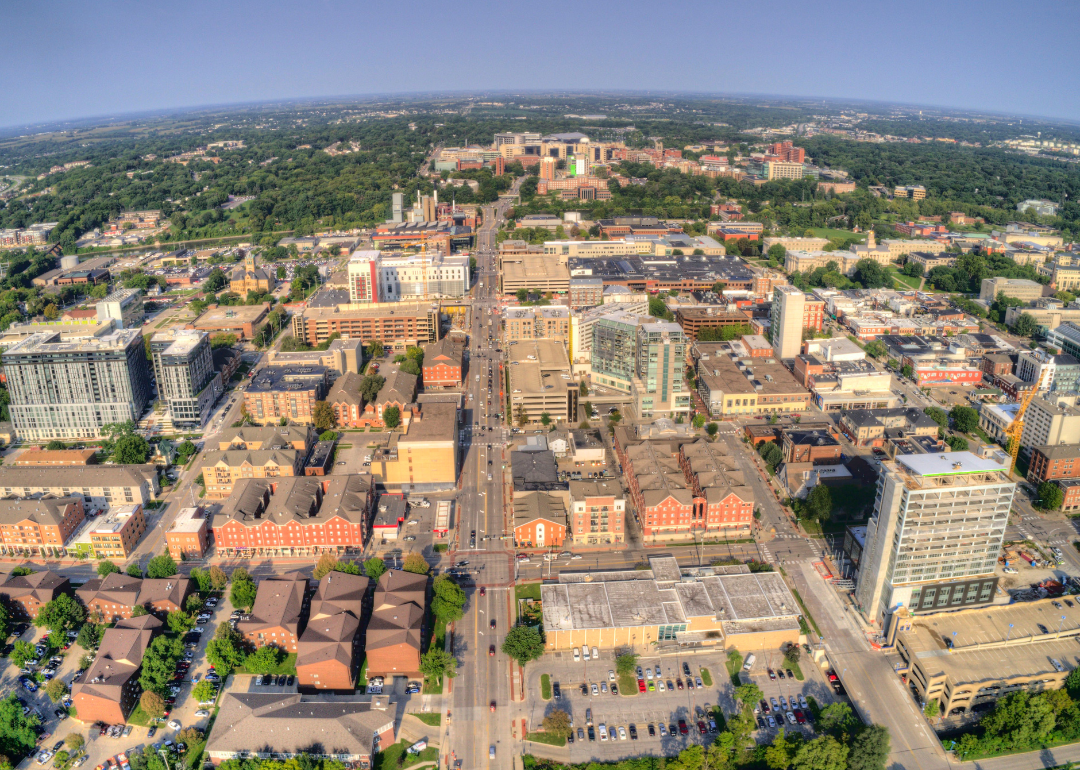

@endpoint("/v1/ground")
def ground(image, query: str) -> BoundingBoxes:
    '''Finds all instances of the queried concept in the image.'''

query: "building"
[0,570,72,619]
[1017,349,1080,393]
[237,572,309,652]
[421,336,464,387]
[763,161,806,181]
[347,251,380,303]
[3,329,152,441]
[0,465,159,511]
[376,252,470,301]
[71,615,163,725]
[894,185,927,200]
[895,598,1080,718]
[499,253,571,296]
[512,491,568,549]
[855,453,1014,627]
[781,430,842,464]
[678,440,755,537]
[978,402,1020,443]
[839,407,940,448]
[243,366,328,425]
[695,351,810,417]
[353,370,418,429]
[568,277,605,309]
[674,307,754,340]
[508,339,578,425]
[761,236,831,253]
[541,557,800,653]
[979,277,1046,303]
[365,569,426,679]
[136,577,195,616]
[267,337,364,376]
[771,286,821,360]
[906,252,957,272]
[95,288,144,329]
[229,251,274,295]
[370,401,458,491]
[190,304,270,340]
[76,573,143,622]
[165,506,210,559]
[1028,445,1080,484]
[1020,395,1080,454]
[982,353,1018,379]
[150,329,223,428]
[290,302,441,348]
[568,480,625,546]
[1004,303,1080,333]
[88,504,148,558]
[502,306,571,345]
[207,693,395,767]
[1048,323,1080,361]
[296,571,366,691]
[590,313,689,418]
[0,496,86,558]
[1018,199,1060,217]
[213,475,375,557]
[11,449,98,466]
[569,301,650,366]
[324,371,367,429]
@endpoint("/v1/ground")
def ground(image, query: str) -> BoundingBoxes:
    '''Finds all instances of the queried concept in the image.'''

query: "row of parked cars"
[757,694,813,729]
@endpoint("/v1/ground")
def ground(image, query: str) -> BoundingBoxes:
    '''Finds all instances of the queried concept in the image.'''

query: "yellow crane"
[1003,369,1047,476]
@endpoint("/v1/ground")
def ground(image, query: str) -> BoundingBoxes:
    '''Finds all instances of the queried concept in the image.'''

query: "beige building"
[499,253,570,295]
[979,277,1045,303]
[771,285,806,360]
[784,250,863,276]
[761,236,830,253]
[568,480,625,546]
[508,339,578,425]
[370,401,458,491]
[696,353,810,417]
[541,557,800,654]
[267,337,364,375]
[1052,264,1080,292]
[502,306,571,346]
[763,161,805,180]
[906,252,958,271]
[1019,394,1080,454]
[542,240,649,259]
[0,465,159,510]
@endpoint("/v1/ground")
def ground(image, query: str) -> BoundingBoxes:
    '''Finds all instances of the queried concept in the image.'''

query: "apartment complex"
[508,339,578,425]
[568,480,625,546]
[568,298,650,365]
[165,506,210,560]
[296,571,365,691]
[71,615,163,725]
[513,491,569,549]
[770,286,823,360]
[150,329,223,428]
[88,504,148,558]
[502,306,571,345]
[674,307,754,340]
[95,288,144,329]
[0,465,159,510]
[290,302,441,348]
[763,160,806,180]
[77,573,192,622]
[0,497,86,558]
[1020,395,1080,454]
[237,572,309,652]
[421,335,464,387]
[1028,445,1080,485]
[267,337,364,376]
[3,329,153,440]
[199,440,306,499]
[0,570,72,619]
[243,366,328,425]
[366,570,426,680]
[590,311,690,418]
[855,453,1014,627]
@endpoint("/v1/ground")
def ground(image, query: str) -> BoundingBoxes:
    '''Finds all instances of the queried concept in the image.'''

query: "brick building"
[0,569,72,619]
[982,353,1018,379]
[512,491,568,549]
[781,430,842,465]
[243,366,329,425]
[71,615,162,726]
[0,496,86,557]
[1028,445,1080,484]
[296,571,366,691]
[237,572,310,652]
[77,574,192,621]
[325,371,366,428]
[568,480,625,546]
[88,504,147,559]
[365,570,425,680]
[422,336,464,388]
[165,506,210,559]
[200,446,305,499]
[290,302,441,348]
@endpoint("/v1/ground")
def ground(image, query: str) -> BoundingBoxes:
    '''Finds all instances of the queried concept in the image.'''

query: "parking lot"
[741,648,844,741]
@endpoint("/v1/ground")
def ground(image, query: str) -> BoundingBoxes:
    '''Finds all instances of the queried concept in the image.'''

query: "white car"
[573,648,580,662]
[618,726,627,740]
[168,720,182,730]
[657,680,666,692]
[599,724,608,741]
[195,710,210,718]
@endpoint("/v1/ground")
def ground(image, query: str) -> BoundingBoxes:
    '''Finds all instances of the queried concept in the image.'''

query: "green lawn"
[357,656,368,688]
[700,668,713,687]
[127,703,154,726]
[372,742,439,770]
[409,712,442,727]
[724,652,743,686]
[525,732,567,747]
[618,672,638,697]
[515,583,542,601]
[238,652,296,676]
[540,673,552,700]
[807,228,866,242]
[889,267,922,290]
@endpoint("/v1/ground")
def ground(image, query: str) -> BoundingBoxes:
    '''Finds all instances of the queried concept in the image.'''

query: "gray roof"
[0,465,156,491]
[238,572,308,636]
[511,451,563,491]
[0,496,82,528]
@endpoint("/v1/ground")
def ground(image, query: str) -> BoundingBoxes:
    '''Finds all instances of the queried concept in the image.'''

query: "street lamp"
[1060,615,1067,633]
[1006,623,1014,643]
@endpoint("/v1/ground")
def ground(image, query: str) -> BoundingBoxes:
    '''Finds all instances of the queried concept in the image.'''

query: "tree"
[945,435,969,452]
[734,682,764,709]
[765,729,800,770]
[192,680,218,704]
[923,407,948,429]
[693,414,706,429]
[431,575,466,624]
[205,625,247,676]
[313,553,338,580]
[542,709,572,740]
[852,259,890,289]
[501,625,545,666]
[140,635,184,695]
[793,736,849,770]
[64,734,85,753]
[204,268,228,293]
[615,653,639,676]
[112,434,149,464]
[803,484,832,522]
[167,610,195,635]
[399,359,421,376]
[126,564,144,579]
[923,698,939,719]
[245,645,284,674]
[759,441,784,469]
[359,374,385,403]
[706,422,719,437]
[209,565,228,591]
[312,401,336,431]
[45,678,69,704]
[950,405,979,433]
[403,553,429,574]
[189,567,212,594]
[230,570,257,611]
[847,725,891,770]
[10,640,35,669]
[35,592,86,635]
[768,244,787,263]
[366,341,384,358]
[383,405,401,429]
[146,553,178,579]
[97,560,121,577]
[185,594,203,614]
[0,692,42,761]
[901,363,915,380]
[1038,481,1065,511]
[540,412,551,427]
[365,557,387,582]
[131,605,149,617]
[819,702,858,736]
[139,690,166,720]
[76,621,104,651]
[864,340,887,359]
[1012,312,1039,338]
[419,647,458,682]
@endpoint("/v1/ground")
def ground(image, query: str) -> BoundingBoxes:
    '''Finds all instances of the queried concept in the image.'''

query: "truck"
[406,741,427,755]
[742,653,756,672]
[434,500,451,537]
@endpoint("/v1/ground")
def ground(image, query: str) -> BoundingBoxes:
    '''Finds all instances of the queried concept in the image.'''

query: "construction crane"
[1003,368,1047,476]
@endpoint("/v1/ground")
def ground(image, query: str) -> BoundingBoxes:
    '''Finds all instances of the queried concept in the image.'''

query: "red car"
[489,645,495,656]
[794,710,806,725]
[637,679,646,693]
[698,722,707,735]
[490,701,496,712]
[479,587,486,597]
[676,678,684,690]
[678,720,688,735]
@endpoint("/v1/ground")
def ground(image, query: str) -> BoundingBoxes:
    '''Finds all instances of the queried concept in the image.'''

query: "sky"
[4,0,1080,128]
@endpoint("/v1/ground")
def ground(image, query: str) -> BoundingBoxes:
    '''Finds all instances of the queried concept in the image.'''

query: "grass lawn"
[422,676,444,695]
[525,732,567,747]
[700,668,713,687]
[515,583,542,601]
[724,653,743,686]
[238,653,296,676]
[127,703,153,726]
[889,268,922,290]
[808,228,866,242]
[357,656,368,688]
[373,742,439,770]
[409,712,442,727]
[618,672,638,697]
[540,674,552,700]
[433,544,448,553]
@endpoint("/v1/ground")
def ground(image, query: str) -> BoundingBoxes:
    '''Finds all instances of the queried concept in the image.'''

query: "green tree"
[541,709,572,740]
[864,340,887,359]
[189,567,212,594]
[734,681,764,709]
[852,259,890,289]
[847,725,891,770]
[359,374,385,403]
[76,621,104,651]
[140,635,184,696]
[399,359,421,376]
[403,552,429,574]
[783,643,801,669]
[803,484,832,522]
[139,690,166,720]
[366,341,384,358]
[205,624,247,676]
[501,625,545,666]
[419,647,458,682]
[1012,312,1039,338]
[167,610,195,635]
[615,653,639,676]
[97,560,121,578]
[112,433,149,464]
[768,244,787,263]
[34,592,86,635]
[10,640,35,669]
[819,702,858,736]
[192,680,218,704]
[383,405,401,429]
[765,729,800,770]
[0,692,42,761]
[126,564,144,578]
[312,401,336,431]
[1038,481,1065,511]
[45,677,69,704]
[540,412,551,427]
[131,605,149,617]
[230,570,257,610]
[365,557,387,582]
[945,435,969,452]
[950,405,979,433]
[245,644,284,674]
[901,363,915,380]
[185,594,203,614]
[313,553,338,580]
[146,553,178,579]
[693,414,706,428]
[64,734,85,753]
[706,422,719,437]
[759,441,784,469]
[209,565,228,591]
[793,735,849,770]
[431,575,466,625]
[923,407,948,430]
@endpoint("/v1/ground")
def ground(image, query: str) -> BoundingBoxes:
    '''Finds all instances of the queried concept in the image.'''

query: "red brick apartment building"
[0,569,72,619]
[781,430,842,465]
[237,572,309,652]
[365,570,426,680]
[422,336,464,388]
[71,615,162,726]
[297,571,366,691]
[77,574,193,622]
[1028,445,1080,484]
[0,496,86,557]
[165,506,210,560]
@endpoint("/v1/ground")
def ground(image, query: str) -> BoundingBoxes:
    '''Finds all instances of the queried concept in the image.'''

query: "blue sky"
[3,0,1079,128]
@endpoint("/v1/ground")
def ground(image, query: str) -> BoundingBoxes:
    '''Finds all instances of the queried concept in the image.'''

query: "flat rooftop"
[169,507,206,534]
[509,339,573,395]
[896,452,1008,477]
[193,304,268,325]
[5,328,141,355]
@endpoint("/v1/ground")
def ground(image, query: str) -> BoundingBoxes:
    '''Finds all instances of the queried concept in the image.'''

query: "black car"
[552,683,561,700]
[647,724,656,737]
[580,683,588,695]
[567,731,574,745]
[628,724,637,740]
[286,675,294,686]
[587,726,596,742]
[277,675,287,686]
[785,669,794,679]
[148,727,156,738]
[682,662,691,676]
[1038,624,1049,634]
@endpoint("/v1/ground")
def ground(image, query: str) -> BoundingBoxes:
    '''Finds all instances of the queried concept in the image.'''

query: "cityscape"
[2,8,1080,770]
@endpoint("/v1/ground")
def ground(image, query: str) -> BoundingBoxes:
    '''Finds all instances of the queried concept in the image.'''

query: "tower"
[866,228,876,249]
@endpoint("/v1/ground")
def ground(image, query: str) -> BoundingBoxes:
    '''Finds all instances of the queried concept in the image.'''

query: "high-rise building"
[539,157,557,181]
[633,322,691,418]
[3,330,152,441]
[855,452,1014,627]
[95,288,144,329]
[391,193,404,224]
[1017,349,1080,393]
[347,251,380,303]
[377,253,470,301]
[591,311,647,393]
[771,286,805,360]
[1020,394,1080,454]
[149,329,223,428]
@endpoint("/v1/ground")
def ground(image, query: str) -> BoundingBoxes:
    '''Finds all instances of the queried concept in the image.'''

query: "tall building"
[1020,395,1080,454]
[633,322,690,418]
[1017,349,1080,393]
[763,161,805,181]
[377,253,470,300]
[347,251,380,303]
[591,311,648,393]
[771,286,805,360]
[539,157,557,181]
[3,329,152,440]
[390,193,404,224]
[855,453,1014,628]
[95,288,144,329]
[149,329,223,428]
